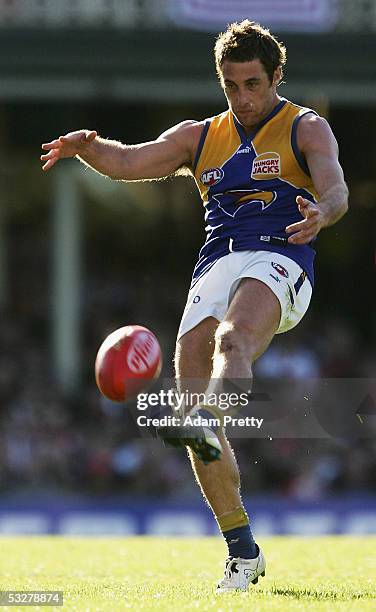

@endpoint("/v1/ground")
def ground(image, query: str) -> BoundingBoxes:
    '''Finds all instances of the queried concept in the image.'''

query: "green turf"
[0,536,375,611]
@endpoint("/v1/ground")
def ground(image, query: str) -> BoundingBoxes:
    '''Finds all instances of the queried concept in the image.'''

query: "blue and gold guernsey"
[191,98,318,288]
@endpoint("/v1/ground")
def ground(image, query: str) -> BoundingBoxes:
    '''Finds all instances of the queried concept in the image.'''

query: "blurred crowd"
[0,270,375,502]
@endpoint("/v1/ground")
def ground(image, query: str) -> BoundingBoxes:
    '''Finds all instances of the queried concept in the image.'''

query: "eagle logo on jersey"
[251,152,281,180]
[212,189,277,218]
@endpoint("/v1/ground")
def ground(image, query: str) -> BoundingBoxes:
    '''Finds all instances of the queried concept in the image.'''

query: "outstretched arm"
[286,114,349,245]
[41,120,203,180]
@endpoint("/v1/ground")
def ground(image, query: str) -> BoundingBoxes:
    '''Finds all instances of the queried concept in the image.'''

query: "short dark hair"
[215,20,287,84]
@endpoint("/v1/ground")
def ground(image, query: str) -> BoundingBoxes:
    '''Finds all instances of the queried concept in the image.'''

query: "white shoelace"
[221,558,238,583]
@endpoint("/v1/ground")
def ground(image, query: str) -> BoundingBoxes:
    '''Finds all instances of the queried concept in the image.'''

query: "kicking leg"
[175,317,242,513]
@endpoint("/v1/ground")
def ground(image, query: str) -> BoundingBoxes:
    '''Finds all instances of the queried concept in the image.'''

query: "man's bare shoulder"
[160,119,206,137]
[297,113,338,153]
[158,120,206,145]
[158,119,205,168]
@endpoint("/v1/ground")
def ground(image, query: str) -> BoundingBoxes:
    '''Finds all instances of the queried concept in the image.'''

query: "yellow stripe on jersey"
[194,111,241,203]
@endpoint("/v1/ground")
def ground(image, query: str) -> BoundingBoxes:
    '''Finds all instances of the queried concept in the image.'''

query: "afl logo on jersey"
[200,167,224,186]
[251,152,281,180]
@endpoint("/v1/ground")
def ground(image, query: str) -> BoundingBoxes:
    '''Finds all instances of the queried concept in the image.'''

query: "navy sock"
[223,524,258,559]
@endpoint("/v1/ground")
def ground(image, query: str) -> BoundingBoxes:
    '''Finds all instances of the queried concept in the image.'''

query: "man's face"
[220,59,281,131]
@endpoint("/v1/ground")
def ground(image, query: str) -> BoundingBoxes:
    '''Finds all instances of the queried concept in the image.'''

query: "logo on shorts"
[251,152,281,179]
[271,262,289,278]
[269,274,281,283]
[193,296,201,303]
[200,168,224,186]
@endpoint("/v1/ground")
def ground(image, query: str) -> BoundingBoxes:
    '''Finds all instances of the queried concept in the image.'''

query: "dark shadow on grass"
[269,586,374,601]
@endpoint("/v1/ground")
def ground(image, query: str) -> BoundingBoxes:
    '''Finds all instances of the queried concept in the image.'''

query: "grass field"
[0,536,375,611]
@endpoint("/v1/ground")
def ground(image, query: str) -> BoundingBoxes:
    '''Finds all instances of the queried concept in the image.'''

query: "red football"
[95,325,162,402]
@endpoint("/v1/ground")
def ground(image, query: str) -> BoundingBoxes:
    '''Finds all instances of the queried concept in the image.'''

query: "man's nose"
[237,89,251,107]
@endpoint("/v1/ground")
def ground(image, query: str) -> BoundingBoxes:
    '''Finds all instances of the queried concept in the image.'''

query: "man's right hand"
[40,130,97,171]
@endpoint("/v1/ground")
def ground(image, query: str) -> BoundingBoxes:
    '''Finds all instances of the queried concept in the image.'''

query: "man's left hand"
[285,196,326,244]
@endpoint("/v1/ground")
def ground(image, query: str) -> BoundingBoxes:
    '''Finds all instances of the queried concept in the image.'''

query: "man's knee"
[214,319,258,360]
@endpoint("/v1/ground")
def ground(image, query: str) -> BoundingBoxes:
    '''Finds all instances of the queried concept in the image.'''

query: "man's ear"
[273,66,283,86]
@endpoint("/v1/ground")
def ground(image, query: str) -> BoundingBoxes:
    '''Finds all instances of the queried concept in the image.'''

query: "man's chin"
[234,110,258,125]
[238,118,259,131]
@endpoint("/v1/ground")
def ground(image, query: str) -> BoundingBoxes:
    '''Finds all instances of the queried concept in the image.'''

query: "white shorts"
[177,251,312,340]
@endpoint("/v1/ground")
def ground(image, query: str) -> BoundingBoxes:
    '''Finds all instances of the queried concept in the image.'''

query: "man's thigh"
[222,277,281,361]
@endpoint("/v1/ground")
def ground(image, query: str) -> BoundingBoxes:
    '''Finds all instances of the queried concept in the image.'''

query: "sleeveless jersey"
[191,98,318,288]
